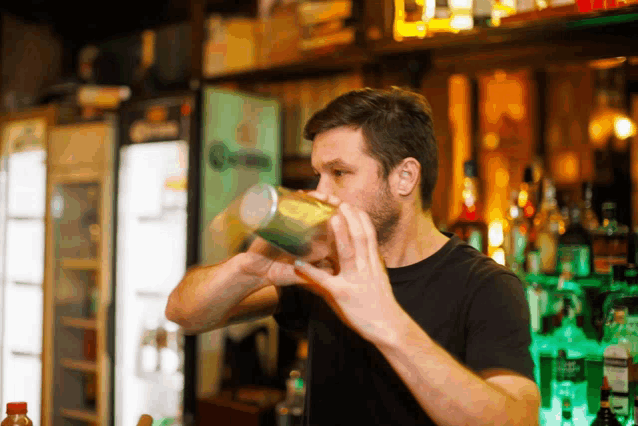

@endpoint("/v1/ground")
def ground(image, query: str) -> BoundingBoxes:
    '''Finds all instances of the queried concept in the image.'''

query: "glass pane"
[52,182,101,260]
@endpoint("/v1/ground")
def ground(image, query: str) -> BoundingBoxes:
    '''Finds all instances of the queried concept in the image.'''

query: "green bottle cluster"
[504,169,638,425]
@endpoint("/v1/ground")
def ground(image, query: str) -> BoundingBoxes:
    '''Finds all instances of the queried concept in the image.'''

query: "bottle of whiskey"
[558,205,593,279]
[593,201,630,276]
[519,166,538,221]
[449,160,488,254]
[582,182,600,233]
[504,190,528,275]
[590,377,623,426]
[534,178,563,275]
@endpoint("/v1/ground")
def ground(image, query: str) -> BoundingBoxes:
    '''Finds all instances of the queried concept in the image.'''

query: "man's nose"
[315,176,332,196]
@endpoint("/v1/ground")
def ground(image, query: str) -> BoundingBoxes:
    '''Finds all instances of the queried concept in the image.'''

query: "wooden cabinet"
[42,120,115,426]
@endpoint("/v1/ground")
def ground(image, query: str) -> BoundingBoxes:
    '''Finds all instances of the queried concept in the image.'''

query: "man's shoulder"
[442,236,518,283]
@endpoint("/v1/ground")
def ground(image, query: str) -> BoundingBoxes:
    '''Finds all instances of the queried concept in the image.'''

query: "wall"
[1,13,63,111]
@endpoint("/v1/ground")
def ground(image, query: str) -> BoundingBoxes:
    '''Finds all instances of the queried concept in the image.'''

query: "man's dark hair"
[304,87,438,211]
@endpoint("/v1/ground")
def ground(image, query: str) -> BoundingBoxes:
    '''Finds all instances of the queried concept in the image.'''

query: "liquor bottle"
[1,402,33,426]
[519,166,538,221]
[558,205,593,279]
[276,365,306,426]
[602,265,629,326]
[590,377,623,426]
[593,202,630,276]
[582,182,600,233]
[633,392,638,426]
[603,310,633,422]
[562,396,575,425]
[551,296,592,416]
[534,178,563,275]
[139,317,159,374]
[504,190,528,275]
[160,321,181,375]
[449,160,488,254]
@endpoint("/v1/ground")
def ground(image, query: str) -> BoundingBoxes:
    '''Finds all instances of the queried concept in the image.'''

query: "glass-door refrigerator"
[115,95,196,426]
[197,87,281,399]
[0,107,55,426]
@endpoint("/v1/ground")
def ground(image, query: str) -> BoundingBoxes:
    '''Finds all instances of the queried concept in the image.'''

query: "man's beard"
[367,180,400,247]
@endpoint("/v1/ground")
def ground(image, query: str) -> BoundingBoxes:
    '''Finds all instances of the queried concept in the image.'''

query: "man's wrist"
[232,252,272,291]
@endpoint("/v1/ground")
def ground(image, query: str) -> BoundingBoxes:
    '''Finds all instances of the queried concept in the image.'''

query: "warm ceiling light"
[614,116,636,140]
[588,57,627,70]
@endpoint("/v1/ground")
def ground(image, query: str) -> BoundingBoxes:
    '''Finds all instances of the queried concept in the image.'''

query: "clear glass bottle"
[601,265,629,327]
[552,296,593,417]
[1,403,33,426]
[505,190,529,275]
[276,371,305,426]
[449,160,488,254]
[534,178,563,275]
[593,202,630,276]
[582,182,600,233]
[602,308,633,422]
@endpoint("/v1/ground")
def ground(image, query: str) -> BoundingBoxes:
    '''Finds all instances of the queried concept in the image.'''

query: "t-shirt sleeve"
[273,285,313,333]
[464,272,535,382]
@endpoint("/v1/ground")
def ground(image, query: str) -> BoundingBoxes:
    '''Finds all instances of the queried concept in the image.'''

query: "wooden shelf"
[61,316,97,330]
[205,45,370,83]
[61,358,97,373]
[203,6,638,81]
[60,408,99,423]
[60,258,100,270]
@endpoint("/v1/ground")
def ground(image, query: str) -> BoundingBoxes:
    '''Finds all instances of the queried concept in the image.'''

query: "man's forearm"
[374,309,535,426]
[165,254,265,334]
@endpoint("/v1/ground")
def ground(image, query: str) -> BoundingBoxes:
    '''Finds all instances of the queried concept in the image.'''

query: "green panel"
[200,87,281,264]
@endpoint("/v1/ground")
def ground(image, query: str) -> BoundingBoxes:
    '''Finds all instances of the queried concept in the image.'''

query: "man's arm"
[374,310,540,426]
[165,253,279,334]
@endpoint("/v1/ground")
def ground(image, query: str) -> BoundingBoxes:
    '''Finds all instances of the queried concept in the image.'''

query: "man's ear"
[395,158,420,196]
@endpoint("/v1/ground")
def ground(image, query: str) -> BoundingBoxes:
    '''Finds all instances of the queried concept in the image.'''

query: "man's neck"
[380,209,449,269]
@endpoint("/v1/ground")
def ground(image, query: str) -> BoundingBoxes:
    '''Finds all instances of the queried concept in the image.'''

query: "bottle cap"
[523,166,534,184]
[239,183,279,230]
[463,160,478,178]
[613,264,627,281]
[6,402,27,415]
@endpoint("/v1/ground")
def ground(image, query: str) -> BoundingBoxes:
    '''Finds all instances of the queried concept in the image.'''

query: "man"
[166,87,540,425]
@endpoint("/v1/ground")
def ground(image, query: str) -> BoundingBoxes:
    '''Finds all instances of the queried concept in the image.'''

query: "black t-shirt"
[274,233,534,426]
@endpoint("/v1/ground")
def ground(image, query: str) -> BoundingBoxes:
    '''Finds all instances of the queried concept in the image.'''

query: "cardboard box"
[203,16,260,77]
[258,7,302,68]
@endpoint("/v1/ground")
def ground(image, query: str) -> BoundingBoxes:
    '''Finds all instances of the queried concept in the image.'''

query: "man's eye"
[333,170,345,177]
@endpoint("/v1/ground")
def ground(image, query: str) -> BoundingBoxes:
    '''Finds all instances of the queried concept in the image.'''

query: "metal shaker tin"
[239,183,336,256]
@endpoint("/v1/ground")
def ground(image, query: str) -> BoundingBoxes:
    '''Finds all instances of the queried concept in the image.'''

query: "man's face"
[311,127,400,246]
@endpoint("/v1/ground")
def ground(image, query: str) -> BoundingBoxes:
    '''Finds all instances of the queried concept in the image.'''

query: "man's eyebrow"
[312,159,354,173]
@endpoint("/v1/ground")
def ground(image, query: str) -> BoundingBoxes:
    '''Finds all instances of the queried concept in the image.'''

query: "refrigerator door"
[0,117,48,425]
[115,141,188,426]
[198,88,281,398]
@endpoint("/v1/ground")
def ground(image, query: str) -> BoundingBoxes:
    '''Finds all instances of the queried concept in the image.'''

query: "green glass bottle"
[558,205,593,279]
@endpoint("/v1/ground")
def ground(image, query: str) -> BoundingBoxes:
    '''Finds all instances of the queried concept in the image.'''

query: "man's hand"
[291,199,403,346]
[239,190,340,287]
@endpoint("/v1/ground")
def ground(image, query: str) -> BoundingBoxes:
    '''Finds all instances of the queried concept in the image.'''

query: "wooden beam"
[190,0,206,87]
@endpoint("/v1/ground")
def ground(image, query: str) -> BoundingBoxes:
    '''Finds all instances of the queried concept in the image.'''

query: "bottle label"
[556,355,585,383]
[557,245,590,277]
[604,355,630,417]
[468,230,482,253]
